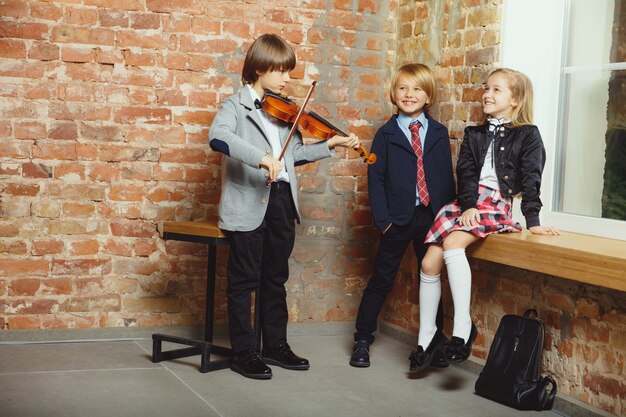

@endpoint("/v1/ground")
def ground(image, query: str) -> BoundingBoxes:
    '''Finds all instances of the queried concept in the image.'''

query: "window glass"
[555,0,626,222]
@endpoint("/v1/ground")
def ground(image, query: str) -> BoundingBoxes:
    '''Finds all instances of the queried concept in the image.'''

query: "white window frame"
[500,0,626,241]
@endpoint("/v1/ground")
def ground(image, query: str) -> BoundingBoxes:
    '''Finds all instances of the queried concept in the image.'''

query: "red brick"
[98,144,160,162]
[109,185,145,201]
[70,240,100,256]
[110,221,156,238]
[61,46,94,63]
[0,259,48,276]
[117,31,176,50]
[51,259,109,276]
[0,39,26,59]
[0,224,20,237]
[7,316,41,330]
[0,240,27,255]
[0,20,48,39]
[163,15,191,32]
[32,240,65,256]
[99,10,129,27]
[33,142,78,161]
[160,147,206,163]
[9,279,42,296]
[22,162,52,179]
[51,26,114,46]
[65,6,98,25]
[113,107,172,124]
[191,16,221,35]
[0,0,28,18]
[28,42,60,61]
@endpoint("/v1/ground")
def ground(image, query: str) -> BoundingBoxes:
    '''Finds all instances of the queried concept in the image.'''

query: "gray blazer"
[209,87,332,232]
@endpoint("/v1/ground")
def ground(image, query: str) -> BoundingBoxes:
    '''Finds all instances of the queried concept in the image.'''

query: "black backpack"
[475,309,557,411]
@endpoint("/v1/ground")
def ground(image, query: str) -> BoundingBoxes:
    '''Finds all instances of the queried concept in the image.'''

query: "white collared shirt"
[247,85,289,183]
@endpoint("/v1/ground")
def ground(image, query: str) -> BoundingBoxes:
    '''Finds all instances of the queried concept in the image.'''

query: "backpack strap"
[539,376,557,410]
[523,309,538,318]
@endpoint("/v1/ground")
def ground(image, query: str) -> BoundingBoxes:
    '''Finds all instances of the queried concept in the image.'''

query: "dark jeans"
[226,182,296,354]
[354,204,443,344]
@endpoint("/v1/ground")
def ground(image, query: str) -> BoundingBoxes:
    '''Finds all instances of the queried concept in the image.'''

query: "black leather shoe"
[231,349,272,380]
[349,339,370,368]
[430,338,449,368]
[262,343,310,370]
[445,322,478,364]
[409,330,447,372]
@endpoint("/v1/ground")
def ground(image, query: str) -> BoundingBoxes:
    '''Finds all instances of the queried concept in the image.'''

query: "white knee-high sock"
[443,248,472,342]
[417,271,441,348]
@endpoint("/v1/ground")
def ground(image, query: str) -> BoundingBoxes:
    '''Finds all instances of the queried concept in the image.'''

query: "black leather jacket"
[456,123,546,228]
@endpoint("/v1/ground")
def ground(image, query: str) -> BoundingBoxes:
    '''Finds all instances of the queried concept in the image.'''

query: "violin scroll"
[355,145,377,165]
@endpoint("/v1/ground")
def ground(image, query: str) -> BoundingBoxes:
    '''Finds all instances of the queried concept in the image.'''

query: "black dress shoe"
[409,330,447,372]
[445,322,478,364]
[262,343,310,370]
[231,349,272,380]
[349,339,370,368]
[430,339,449,368]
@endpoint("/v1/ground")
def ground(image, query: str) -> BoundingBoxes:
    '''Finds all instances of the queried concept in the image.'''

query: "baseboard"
[0,321,356,344]
[0,325,205,344]
[378,321,615,417]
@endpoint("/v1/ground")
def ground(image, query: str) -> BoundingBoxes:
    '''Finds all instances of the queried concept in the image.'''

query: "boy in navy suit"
[350,63,456,371]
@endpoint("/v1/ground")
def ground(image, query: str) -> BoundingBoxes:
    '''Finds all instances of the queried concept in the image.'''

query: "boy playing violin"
[209,33,359,380]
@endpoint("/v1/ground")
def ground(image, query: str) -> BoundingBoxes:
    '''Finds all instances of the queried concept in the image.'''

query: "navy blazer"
[368,113,456,231]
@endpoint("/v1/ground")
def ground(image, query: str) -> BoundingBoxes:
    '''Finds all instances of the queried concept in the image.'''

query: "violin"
[260,90,376,164]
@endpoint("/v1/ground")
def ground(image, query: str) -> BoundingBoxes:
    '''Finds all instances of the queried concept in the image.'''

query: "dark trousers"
[354,204,444,344]
[226,182,296,354]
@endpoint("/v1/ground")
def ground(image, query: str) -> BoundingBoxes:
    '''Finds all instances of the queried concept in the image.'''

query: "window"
[501,0,626,241]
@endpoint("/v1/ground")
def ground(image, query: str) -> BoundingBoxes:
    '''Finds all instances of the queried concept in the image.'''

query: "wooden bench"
[466,230,626,292]
[152,221,232,373]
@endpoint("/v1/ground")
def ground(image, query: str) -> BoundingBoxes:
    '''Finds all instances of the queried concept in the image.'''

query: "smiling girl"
[409,68,560,373]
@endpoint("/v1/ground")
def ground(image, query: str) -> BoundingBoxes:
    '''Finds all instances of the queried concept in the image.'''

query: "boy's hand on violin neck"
[260,155,283,181]
[327,133,360,149]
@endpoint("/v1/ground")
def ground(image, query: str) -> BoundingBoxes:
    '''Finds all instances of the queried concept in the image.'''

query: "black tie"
[254,99,261,109]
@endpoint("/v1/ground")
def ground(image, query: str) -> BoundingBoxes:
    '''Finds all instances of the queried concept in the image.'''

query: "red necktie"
[409,121,430,206]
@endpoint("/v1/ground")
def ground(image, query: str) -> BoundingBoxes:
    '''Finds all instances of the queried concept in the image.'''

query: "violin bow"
[277,80,317,161]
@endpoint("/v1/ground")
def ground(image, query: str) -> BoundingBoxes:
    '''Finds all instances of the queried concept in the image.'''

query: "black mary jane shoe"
[262,343,310,370]
[231,349,272,380]
[409,330,448,372]
[430,337,450,368]
[445,322,478,364]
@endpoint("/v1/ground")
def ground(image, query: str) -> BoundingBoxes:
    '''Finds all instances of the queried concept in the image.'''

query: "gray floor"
[0,333,567,417]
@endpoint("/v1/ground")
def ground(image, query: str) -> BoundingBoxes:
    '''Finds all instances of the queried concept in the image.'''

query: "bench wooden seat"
[467,230,626,292]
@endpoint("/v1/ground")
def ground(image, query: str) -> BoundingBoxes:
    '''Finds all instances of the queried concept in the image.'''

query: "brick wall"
[2,0,625,414]
[386,1,626,415]
[0,0,396,329]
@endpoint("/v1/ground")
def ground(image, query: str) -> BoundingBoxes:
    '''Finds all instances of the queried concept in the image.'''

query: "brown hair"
[241,34,296,85]
[389,63,436,112]
[486,68,534,127]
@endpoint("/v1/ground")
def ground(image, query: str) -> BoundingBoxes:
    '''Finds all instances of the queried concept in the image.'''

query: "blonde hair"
[389,63,436,113]
[486,68,534,127]
[241,34,296,85]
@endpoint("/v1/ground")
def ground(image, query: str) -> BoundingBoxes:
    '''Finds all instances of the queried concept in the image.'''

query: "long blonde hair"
[486,68,534,127]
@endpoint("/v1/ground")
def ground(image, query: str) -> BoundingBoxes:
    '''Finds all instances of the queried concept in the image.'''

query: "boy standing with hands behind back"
[350,64,456,371]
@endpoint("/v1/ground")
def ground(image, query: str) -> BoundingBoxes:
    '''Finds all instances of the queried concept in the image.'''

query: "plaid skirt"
[425,185,522,243]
